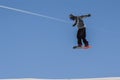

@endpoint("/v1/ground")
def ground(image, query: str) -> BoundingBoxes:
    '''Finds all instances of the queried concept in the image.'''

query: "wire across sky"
[0,5,69,23]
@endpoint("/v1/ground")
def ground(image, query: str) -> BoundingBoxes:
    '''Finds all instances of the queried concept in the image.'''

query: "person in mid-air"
[69,14,91,49]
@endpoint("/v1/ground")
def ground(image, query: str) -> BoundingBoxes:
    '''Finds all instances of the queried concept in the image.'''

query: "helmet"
[69,14,75,20]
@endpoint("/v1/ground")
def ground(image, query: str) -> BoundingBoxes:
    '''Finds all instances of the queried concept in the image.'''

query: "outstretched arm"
[72,19,77,27]
[80,14,91,18]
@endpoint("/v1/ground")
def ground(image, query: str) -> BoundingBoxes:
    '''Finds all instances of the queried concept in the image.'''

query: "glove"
[72,24,76,27]
[88,14,91,17]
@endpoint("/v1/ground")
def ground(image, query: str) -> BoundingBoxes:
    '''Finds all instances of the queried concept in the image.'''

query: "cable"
[0,5,70,23]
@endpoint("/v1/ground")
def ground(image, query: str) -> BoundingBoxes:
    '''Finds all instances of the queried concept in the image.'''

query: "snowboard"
[73,45,92,49]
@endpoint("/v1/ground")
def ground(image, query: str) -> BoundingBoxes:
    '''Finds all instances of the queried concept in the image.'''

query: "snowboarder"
[69,14,91,49]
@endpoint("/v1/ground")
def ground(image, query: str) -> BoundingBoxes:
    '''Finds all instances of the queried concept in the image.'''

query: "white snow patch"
[1,77,120,80]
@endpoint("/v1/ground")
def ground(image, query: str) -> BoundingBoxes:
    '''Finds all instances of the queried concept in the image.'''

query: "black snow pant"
[77,28,89,46]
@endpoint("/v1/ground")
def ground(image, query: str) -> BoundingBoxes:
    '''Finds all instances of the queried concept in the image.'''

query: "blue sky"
[0,0,120,79]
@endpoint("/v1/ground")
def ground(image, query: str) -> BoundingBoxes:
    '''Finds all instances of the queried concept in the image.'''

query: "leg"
[83,38,89,46]
[77,38,82,46]
[81,28,89,47]
[77,29,82,46]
